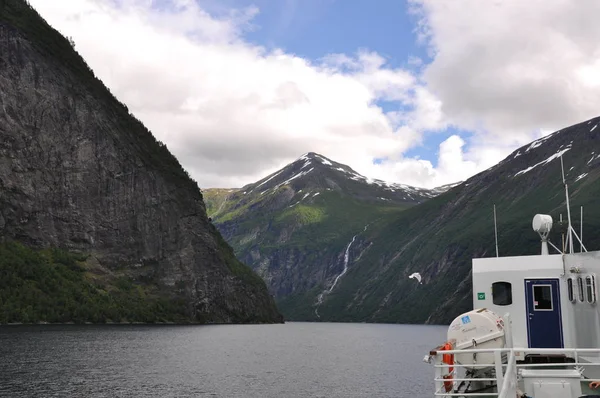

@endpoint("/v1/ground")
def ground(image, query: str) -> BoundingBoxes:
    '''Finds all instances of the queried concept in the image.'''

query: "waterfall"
[327,235,356,293]
[315,225,367,318]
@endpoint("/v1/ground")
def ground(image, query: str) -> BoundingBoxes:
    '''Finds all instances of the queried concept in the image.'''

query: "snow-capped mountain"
[237,152,454,206]
[206,115,600,324]
[202,152,442,309]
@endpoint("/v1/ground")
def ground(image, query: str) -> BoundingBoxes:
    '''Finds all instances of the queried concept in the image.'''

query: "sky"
[30,0,600,189]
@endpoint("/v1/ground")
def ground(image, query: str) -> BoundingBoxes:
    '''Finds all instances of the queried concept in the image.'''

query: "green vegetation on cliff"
[290,120,600,324]
[204,155,420,311]
[207,122,600,324]
[0,241,188,324]
[0,0,283,325]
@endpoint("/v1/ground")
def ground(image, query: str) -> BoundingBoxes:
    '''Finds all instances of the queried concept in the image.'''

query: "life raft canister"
[441,341,454,392]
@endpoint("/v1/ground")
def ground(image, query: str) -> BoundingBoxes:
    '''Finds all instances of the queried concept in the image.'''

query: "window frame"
[577,276,585,303]
[532,284,553,311]
[586,274,597,304]
[567,277,576,303]
[492,281,513,306]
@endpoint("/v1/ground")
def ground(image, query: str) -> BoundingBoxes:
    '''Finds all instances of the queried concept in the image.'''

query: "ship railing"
[429,347,600,397]
[497,350,517,398]
[430,347,514,397]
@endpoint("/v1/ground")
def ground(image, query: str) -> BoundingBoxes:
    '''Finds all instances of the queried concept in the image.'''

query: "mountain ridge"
[0,0,282,324]
[204,151,459,316]
[207,116,600,323]
[314,115,600,324]
[208,151,459,205]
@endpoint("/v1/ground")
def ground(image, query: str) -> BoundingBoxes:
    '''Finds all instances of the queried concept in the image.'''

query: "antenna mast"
[581,206,584,253]
[561,156,574,254]
[494,204,499,257]
[560,214,564,253]
[559,155,587,254]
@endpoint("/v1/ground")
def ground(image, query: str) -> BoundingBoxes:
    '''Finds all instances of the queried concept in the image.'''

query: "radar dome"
[532,214,553,234]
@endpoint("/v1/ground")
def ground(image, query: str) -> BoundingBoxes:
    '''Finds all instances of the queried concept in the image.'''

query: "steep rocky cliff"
[0,0,282,323]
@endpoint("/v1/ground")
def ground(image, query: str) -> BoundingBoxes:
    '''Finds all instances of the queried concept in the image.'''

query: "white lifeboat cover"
[447,308,505,369]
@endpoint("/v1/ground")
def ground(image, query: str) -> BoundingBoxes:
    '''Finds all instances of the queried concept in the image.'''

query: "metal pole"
[494,205,499,257]
[561,156,574,253]
[581,206,583,253]
[560,214,565,253]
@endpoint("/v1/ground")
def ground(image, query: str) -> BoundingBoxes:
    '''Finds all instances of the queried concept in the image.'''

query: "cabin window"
[567,278,576,303]
[586,275,596,304]
[492,282,512,306]
[577,277,585,302]
[533,285,553,310]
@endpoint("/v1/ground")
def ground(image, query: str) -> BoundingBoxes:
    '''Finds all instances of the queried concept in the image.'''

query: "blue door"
[525,279,564,348]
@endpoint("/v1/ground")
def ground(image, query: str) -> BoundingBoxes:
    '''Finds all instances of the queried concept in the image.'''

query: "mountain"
[297,116,600,324]
[208,117,600,324]
[238,152,444,205]
[0,0,282,324]
[204,152,455,318]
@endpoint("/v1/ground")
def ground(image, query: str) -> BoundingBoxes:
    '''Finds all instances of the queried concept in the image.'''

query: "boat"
[424,158,600,397]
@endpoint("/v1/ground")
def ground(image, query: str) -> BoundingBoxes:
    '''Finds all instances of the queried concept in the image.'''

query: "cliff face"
[0,0,282,323]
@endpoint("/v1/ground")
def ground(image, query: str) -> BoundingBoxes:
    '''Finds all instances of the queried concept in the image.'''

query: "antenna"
[494,204,499,257]
[581,206,583,253]
[560,214,564,253]
[561,156,574,254]
[559,155,587,254]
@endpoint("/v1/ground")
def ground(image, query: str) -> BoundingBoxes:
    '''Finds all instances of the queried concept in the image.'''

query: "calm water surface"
[0,322,446,397]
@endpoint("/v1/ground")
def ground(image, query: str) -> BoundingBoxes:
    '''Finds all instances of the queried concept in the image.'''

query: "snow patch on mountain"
[515,134,553,152]
[256,169,284,189]
[588,153,600,165]
[514,146,572,177]
[275,167,314,189]
[315,155,332,166]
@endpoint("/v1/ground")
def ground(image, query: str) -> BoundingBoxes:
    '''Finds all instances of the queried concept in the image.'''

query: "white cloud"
[377,0,600,187]
[355,135,478,189]
[30,0,443,188]
[28,0,600,190]
[412,0,600,142]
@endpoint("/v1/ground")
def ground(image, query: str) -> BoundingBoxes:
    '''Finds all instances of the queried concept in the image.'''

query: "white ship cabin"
[473,249,600,363]
[426,174,600,397]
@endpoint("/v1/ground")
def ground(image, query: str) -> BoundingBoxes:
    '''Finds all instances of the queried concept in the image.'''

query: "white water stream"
[327,235,356,294]
[315,226,367,318]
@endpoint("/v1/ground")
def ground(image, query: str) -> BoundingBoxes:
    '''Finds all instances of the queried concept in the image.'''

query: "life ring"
[441,342,454,392]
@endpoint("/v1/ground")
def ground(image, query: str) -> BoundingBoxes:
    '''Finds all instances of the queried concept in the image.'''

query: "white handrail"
[497,350,517,398]
[429,346,600,397]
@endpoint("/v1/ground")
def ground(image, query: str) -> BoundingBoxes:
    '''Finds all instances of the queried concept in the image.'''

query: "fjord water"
[0,322,445,397]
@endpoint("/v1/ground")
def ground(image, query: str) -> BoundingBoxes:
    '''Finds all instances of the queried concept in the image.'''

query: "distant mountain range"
[204,152,459,319]
[206,116,600,324]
